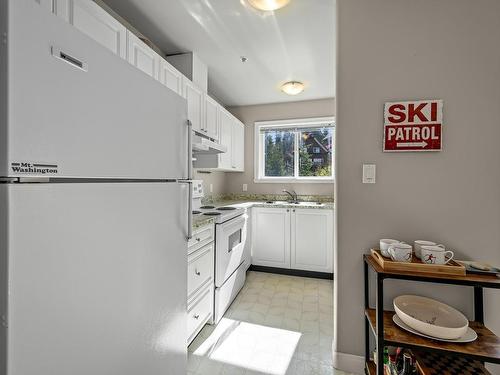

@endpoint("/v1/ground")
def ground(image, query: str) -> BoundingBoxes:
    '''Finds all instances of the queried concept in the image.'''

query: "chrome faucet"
[282,189,298,203]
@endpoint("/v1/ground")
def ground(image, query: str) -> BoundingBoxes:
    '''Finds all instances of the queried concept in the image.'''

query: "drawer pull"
[196,238,201,242]
[195,269,201,276]
[193,314,200,319]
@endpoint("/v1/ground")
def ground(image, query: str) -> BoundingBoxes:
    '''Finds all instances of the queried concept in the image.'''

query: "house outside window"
[254,117,335,183]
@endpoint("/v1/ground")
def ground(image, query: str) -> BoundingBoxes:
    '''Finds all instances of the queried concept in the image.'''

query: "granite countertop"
[192,215,215,230]
[192,197,335,231]
[207,199,335,210]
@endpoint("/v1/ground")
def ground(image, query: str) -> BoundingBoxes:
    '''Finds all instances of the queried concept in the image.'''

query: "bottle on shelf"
[399,353,413,375]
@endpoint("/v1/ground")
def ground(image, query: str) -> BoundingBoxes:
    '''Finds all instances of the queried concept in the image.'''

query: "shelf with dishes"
[364,242,500,375]
[365,309,500,363]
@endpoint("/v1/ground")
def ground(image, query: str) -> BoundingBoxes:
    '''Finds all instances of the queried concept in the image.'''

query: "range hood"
[192,133,227,154]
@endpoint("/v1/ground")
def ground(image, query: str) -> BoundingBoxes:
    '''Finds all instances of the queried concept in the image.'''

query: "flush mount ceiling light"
[281,81,304,95]
[248,0,290,11]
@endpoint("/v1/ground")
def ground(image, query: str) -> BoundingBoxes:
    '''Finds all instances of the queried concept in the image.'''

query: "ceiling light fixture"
[281,81,304,95]
[248,0,290,11]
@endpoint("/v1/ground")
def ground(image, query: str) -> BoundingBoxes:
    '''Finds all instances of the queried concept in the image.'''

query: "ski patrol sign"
[384,99,443,152]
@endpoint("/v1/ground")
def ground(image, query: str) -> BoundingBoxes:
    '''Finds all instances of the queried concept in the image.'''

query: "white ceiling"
[102,0,336,107]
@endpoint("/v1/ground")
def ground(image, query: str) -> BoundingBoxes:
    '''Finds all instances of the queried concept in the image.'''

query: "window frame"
[254,116,335,183]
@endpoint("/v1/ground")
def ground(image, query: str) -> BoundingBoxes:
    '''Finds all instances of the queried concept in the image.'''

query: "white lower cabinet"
[243,208,252,269]
[252,207,333,273]
[187,284,214,345]
[252,208,291,268]
[291,208,333,273]
[187,243,214,300]
[187,223,215,345]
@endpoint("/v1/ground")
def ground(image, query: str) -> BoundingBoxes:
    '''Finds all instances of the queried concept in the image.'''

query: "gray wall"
[227,99,335,196]
[335,0,500,372]
[193,170,227,197]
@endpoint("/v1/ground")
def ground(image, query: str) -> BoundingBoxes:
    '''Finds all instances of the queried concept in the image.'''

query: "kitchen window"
[254,117,335,183]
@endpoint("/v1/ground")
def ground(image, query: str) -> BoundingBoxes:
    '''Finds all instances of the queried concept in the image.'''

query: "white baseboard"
[332,351,365,374]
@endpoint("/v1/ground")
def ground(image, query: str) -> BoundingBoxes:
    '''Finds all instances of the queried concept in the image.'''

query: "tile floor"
[188,271,353,375]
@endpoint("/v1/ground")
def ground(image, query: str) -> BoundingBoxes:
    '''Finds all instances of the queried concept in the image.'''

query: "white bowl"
[393,295,468,340]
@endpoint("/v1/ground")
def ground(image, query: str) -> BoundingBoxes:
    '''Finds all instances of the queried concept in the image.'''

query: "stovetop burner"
[216,207,237,211]
[203,212,221,216]
[200,205,215,209]
[192,210,202,215]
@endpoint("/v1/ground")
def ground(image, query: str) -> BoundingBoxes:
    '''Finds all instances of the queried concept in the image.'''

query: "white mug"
[414,240,445,259]
[380,239,403,258]
[421,245,454,265]
[388,243,413,262]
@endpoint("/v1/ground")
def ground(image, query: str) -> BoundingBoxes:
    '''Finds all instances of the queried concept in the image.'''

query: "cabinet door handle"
[195,269,201,276]
[193,314,200,319]
[292,209,295,212]
[286,209,290,212]
[196,238,201,242]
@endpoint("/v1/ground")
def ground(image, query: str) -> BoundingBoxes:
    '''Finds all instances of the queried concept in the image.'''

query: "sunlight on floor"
[188,271,352,375]
[193,318,301,374]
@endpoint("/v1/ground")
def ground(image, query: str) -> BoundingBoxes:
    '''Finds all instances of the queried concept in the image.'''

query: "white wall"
[335,0,500,373]
[227,99,335,196]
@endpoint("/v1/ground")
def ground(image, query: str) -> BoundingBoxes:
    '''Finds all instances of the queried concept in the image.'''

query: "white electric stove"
[191,180,248,323]
[191,181,245,223]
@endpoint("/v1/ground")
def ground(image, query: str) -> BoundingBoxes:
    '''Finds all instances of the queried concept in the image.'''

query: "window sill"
[254,178,334,184]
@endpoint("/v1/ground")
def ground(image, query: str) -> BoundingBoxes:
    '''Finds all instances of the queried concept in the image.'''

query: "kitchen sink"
[264,200,324,207]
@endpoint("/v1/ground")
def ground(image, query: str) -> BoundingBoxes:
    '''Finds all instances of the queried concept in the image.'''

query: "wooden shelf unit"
[364,254,500,375]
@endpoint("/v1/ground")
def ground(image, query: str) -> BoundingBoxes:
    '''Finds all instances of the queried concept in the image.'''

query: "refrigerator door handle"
[187,120,193,180]
[179,180,193,240]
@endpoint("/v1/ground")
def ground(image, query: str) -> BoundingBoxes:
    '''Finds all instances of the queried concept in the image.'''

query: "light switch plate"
[242,184,248,192]
[209,183,214,193]
[362,164,376,183]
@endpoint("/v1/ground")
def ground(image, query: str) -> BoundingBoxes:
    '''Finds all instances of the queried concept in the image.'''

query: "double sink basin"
[263,200,325,207]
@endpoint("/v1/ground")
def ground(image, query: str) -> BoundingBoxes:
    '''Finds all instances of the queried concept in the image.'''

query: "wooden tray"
[371,249,466,276]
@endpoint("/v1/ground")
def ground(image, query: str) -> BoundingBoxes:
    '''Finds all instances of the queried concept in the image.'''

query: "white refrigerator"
[0,1,191,374]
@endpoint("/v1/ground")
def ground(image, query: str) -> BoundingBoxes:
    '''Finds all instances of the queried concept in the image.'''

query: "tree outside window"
[257,118,335,182]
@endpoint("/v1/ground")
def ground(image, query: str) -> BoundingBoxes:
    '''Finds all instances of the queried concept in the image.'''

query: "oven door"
[215,215,247,287]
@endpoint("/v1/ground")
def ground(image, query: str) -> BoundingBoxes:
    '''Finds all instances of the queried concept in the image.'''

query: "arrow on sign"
[397,141,428,148]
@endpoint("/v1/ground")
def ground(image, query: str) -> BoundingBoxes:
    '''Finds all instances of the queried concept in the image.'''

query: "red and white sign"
[384,99,443,152]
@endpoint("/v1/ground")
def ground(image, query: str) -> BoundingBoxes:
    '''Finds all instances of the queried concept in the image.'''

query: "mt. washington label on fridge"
[11,162,59,175]
[384,99,443,152]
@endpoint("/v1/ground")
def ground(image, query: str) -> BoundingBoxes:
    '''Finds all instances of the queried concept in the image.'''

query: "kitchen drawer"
[187,243,214,300]
[187,285,213,345]
[188,224,214,254]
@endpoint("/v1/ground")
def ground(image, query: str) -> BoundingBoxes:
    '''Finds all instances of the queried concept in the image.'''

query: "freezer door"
[3,183,188,375]
[0,1,188,179]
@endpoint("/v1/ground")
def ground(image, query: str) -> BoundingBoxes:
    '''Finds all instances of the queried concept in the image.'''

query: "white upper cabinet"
[291,208,333,273]
[159,59,183,96]
[231,119,244,171]
[204,95,219,141]
[183,79,204,134]
[55,0,127,59]
[35,0,53,11]
[54,0,70,21]
[218,108,233,170]
[252,208,291,269]
[127,31,160,79]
